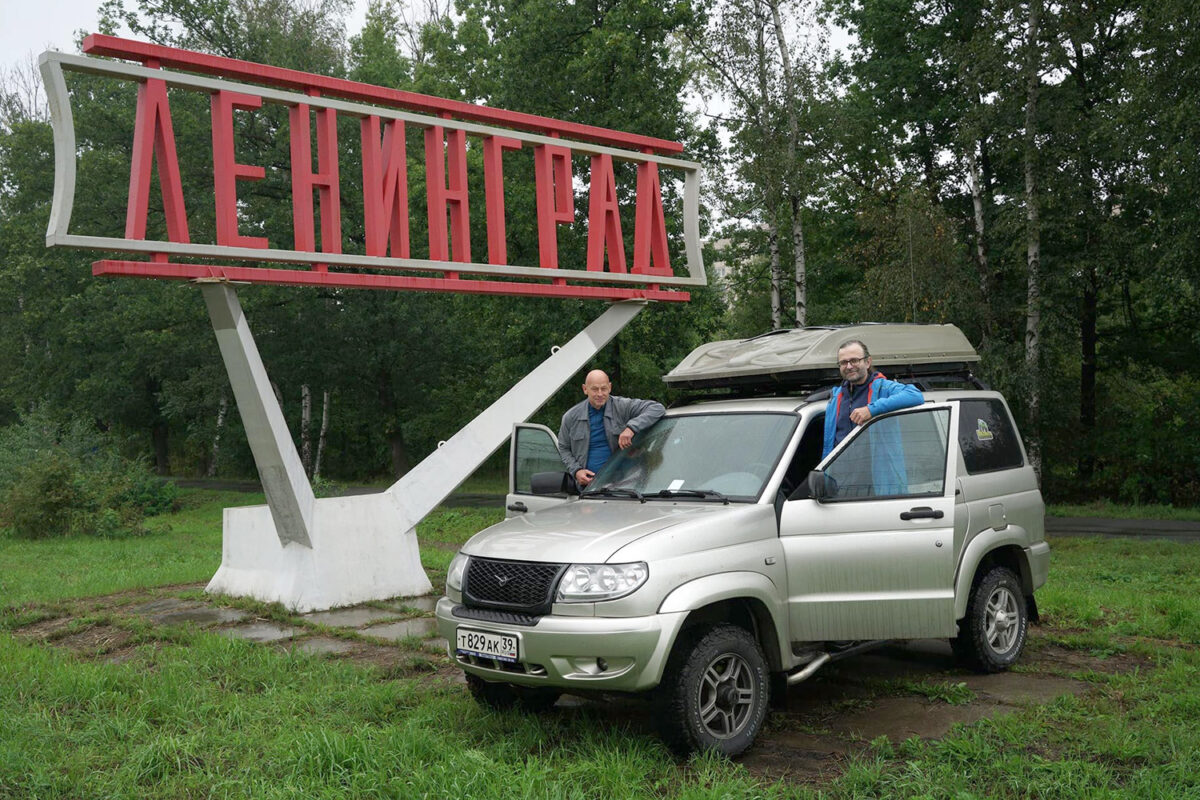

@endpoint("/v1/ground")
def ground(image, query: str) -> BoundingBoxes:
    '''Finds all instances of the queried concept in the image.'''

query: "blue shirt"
[586,403,612,473]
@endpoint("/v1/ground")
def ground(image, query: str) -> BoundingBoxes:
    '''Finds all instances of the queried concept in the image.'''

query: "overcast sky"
[2,0,101,71]
[0,0,372,74]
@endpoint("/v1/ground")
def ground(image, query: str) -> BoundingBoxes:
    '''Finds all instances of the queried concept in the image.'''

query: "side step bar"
[786,640,891,686]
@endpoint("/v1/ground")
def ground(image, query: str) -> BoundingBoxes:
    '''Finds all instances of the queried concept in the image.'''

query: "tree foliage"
[810,0,1200,502]
[1,0,1197,503]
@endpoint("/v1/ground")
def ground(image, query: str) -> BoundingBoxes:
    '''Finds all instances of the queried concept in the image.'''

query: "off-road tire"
[465,674,560,712]
[657,624,770,758]
[952,566,1028,673]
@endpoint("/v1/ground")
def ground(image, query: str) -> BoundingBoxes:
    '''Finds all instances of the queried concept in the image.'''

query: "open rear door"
[506,423,575,517]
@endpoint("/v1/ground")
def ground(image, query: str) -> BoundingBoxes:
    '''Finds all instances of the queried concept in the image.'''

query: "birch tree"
[690,0,826,329]
[1022,0,1043,477]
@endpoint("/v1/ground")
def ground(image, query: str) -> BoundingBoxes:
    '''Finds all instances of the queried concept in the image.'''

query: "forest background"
[0,0,1196,521]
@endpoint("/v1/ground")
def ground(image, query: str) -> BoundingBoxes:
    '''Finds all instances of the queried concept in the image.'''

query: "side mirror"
[806,469,829,501]
[530,471,571,495]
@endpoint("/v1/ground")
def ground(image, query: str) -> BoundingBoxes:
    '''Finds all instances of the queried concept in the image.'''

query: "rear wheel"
[465,674,560,712]
[952,566,1028,673]
[657,624,770,758]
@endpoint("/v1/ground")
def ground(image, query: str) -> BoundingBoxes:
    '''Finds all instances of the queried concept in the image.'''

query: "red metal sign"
[38,36,706,302]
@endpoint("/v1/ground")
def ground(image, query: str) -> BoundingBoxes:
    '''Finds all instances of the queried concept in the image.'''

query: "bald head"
[582,370,613,409]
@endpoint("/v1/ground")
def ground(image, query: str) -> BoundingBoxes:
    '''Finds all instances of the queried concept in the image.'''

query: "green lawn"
[0,489,251,608]
[2,490,1199,798]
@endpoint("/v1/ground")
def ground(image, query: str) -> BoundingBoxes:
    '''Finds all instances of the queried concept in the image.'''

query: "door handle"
[900,506,944,520]
[507,501,529,513]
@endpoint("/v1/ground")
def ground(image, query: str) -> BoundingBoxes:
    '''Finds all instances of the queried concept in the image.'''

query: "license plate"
[456,627,519,663]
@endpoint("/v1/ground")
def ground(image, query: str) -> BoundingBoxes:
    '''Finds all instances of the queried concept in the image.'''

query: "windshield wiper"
[650,488,731,505]
[583,486,646,502]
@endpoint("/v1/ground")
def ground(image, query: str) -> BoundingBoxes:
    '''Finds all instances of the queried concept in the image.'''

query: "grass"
[453,469,509,495]
[0,490,255,608]
[2,490,1200,798]
[1034,536,1200,643]
[880,679,976,705]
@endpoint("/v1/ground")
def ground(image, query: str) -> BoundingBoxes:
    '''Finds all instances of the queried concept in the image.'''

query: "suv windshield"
[582,413,798,502]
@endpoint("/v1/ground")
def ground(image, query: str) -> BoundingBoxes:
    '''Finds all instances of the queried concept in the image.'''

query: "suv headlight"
[446,552,469,594]
[556,562,648,603]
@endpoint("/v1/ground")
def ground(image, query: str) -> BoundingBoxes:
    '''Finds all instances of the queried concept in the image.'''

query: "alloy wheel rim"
[985,585,1020,653]
[698,653,756,738]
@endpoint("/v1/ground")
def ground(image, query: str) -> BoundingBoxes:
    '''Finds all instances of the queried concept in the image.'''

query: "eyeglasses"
[837,357,866,368]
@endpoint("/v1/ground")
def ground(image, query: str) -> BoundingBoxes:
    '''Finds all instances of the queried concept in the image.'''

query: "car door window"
[780,412,824,498]
[512,426,564,494]
[824,408,951,500]
[957,399,1024,474]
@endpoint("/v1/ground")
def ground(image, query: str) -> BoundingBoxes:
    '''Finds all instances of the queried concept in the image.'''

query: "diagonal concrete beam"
[200,281,314,547]
[387,299,646,526]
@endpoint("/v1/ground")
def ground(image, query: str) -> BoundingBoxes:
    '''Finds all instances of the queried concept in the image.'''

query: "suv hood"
[463,500,728,563]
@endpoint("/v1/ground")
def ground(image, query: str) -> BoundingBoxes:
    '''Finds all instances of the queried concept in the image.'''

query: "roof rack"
[663,324,982,398]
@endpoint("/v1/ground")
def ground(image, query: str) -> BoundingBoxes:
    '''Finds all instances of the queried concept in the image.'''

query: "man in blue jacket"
[822,340,923,496]
[558,369,665,488]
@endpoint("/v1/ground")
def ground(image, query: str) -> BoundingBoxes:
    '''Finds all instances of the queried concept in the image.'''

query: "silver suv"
[434,325,1050,756]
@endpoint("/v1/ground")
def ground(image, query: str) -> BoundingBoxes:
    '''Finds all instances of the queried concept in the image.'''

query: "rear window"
[958,399,1024,474]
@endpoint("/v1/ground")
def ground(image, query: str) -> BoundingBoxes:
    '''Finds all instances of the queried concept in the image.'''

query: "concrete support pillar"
[200,282,314,546]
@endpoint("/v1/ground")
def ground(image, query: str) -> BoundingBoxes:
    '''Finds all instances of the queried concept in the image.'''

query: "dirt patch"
[738,633,1141,784]
[17,615,77,641]
[54,624,136,657]
[269,635,467,684]
[10,584,471,683]
[1023,636,1154,675]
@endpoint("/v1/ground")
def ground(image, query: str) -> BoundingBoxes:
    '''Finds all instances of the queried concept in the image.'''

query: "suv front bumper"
[434,597,687,693]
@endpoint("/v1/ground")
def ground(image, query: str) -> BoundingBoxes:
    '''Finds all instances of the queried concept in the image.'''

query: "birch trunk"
[968,146,990,292]
[207,395,227,478]
[300,383,313,475]
[1023,0,1043,477]
[967,143,994,341]
[768,0,807,327]
[314,390,330,480]
[791,196,807,326]
[17,294,31,359]
[768,221,782,330]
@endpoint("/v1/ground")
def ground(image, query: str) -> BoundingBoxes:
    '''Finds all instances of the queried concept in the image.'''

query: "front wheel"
[657,624,770,758]
[952,566,1028,673]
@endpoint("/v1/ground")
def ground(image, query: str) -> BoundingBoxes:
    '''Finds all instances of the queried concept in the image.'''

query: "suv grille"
[464,557,566,615]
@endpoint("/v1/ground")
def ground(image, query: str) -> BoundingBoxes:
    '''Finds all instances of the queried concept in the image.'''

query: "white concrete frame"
[201,280,646,611]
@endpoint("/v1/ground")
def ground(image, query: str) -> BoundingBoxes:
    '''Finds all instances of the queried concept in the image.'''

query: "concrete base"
[206,492,432,612]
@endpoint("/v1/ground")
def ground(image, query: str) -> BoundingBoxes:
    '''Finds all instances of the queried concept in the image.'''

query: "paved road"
[1044,516,1200,543]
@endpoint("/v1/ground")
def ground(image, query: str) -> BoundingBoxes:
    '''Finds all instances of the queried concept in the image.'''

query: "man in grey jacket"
[558,369,665,488]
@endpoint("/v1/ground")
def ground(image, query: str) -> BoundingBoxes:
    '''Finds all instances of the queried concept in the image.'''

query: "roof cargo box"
[663,323,980,392]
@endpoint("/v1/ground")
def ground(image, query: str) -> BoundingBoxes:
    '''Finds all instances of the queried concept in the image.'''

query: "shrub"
[2,451,80,539]
[0,410,178,539]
